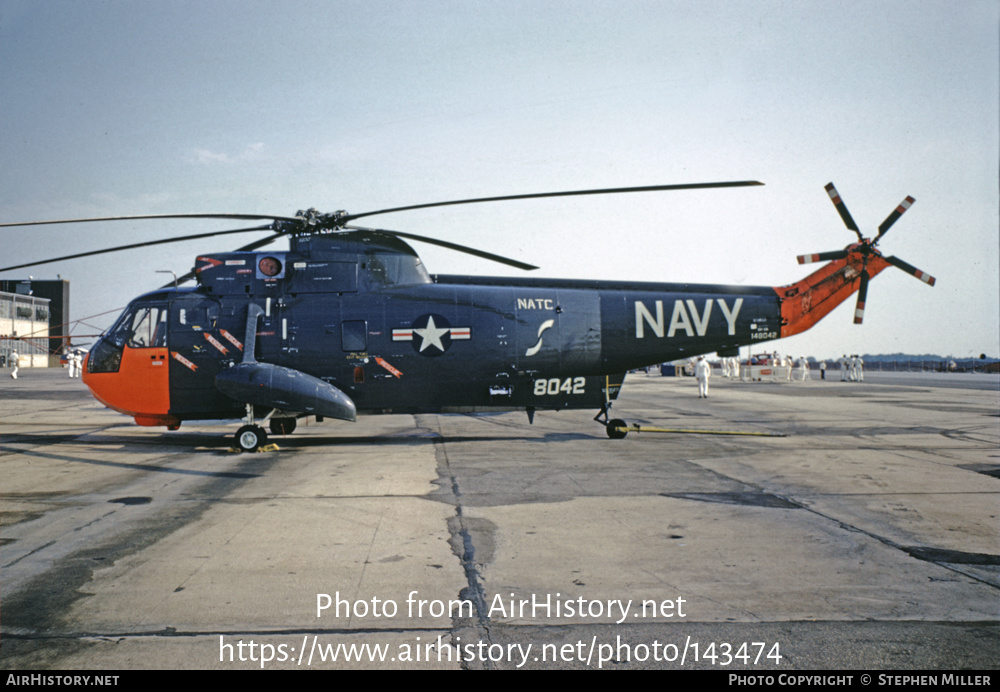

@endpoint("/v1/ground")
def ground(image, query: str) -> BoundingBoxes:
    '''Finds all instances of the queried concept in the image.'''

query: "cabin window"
[173,303,216,330]
[341,320,367,352]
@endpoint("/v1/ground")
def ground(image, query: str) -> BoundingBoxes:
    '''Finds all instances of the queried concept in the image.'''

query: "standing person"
[839,355,849,381]
[10,349,18,379]
[856,355,865,382]
[695,356,712,398]
[819,360,827,380]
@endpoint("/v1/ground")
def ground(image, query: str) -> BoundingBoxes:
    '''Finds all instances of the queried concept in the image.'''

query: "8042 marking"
[533,377,586,396]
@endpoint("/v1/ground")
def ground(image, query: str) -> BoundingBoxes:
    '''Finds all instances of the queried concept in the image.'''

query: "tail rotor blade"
[876,196,915,241]
[885,255,936,286]
[825,183,863,240]
[797,250,849,265]
[853,267,869,324]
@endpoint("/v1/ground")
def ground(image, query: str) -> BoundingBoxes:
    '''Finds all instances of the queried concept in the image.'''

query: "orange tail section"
[775,249,890,338]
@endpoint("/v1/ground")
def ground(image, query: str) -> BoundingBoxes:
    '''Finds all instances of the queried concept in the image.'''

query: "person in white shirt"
[695,356,712,398]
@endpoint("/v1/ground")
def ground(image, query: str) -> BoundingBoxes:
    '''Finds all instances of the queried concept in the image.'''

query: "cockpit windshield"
[89,304,168,374]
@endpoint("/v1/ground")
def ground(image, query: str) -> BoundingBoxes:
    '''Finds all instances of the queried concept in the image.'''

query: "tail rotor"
[796,183,935,325]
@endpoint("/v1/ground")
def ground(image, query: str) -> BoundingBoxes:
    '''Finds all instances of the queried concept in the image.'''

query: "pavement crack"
[423,416,495,669]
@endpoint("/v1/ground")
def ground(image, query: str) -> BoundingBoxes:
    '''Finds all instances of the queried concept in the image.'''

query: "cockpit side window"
[126,307,168,348]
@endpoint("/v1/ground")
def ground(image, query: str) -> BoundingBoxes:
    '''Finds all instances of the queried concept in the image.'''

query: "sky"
[1,0,997,360]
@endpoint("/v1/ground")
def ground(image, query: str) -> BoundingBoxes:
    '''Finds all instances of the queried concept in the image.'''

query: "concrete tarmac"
[1,368,998,670]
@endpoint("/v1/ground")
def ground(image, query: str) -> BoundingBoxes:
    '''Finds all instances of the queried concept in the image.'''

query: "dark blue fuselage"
[86,232,784,425]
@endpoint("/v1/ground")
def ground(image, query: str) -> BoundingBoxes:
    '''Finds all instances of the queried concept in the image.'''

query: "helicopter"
[0,181,935,450]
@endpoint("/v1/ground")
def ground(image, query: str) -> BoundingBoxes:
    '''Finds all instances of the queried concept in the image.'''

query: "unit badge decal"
[392,314,470,356]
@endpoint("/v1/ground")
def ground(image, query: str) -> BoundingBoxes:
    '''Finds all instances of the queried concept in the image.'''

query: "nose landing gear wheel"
[235,424,267,452]
[606,419,628,439]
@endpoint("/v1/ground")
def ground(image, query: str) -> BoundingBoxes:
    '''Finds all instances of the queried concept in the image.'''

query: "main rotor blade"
[342,181,765,223]
[233,232,285,253]
[824,183,863,240]
[344,225,538,270]
[797,250,849,265]
[875,196,915,241]
[854,266,869,324]
[0,224,275,273]
[0,213,296,229]
[885,256,936,286]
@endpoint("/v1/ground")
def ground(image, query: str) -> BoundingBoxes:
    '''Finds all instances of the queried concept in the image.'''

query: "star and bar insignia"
[392,314,470,356]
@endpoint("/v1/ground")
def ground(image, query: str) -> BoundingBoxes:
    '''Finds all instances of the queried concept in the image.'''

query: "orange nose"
[83,346,178,427]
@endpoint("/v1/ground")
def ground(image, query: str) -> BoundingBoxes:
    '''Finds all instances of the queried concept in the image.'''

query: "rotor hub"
[856,238,882,257]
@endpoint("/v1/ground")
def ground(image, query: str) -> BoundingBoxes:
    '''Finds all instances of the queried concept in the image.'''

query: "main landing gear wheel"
[606,419,628,439]
[235,424,267,453]
[269,418,297,435]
